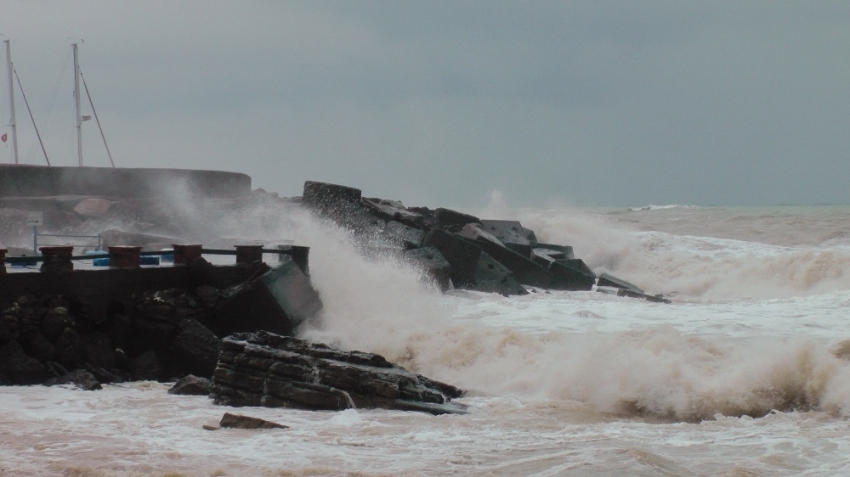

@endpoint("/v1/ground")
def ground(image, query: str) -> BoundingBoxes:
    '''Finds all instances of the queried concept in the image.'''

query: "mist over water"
[5,201,850,474]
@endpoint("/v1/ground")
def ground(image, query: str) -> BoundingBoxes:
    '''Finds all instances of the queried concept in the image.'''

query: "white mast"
[4,40,19,164]
[73,43,83,167]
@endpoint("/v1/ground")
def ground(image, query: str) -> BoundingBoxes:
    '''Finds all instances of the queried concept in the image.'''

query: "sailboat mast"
[73,43,83,167]
[4,40,19,164]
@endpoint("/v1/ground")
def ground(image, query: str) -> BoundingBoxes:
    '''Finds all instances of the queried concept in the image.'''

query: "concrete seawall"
[0,165,251,198]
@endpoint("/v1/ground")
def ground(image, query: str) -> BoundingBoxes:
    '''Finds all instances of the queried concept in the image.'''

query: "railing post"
[108,246,142,269]
[0,248,6,275]
[172,244,203,266]
[39,246,74,273]
[291,245,310,276]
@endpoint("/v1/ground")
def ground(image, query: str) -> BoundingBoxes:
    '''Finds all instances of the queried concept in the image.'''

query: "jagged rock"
[597,273,643,294]
[45,369,102,391]
[458,226,552,288]
[423,229,529,296]
[479,220,538,246]
[548,260,596,291]
[168,374,213,395]
[219,412,288,430]
[302,181,362,214]
[362,198,426,229]
[170,319,221,378]
[384,220,425,249]
[404,247,452,292]
[435,208,480,228]
[535,243,575,260]
[0,340,52,385]
[215,260,322,337]
[212,331,466,415]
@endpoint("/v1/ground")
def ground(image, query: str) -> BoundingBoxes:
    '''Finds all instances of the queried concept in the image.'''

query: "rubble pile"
[212,331,466,415]
[300,181,667,301]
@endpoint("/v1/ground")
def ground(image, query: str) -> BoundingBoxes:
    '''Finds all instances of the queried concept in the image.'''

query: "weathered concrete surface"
[212,331,466,415]
[0,165,251,199]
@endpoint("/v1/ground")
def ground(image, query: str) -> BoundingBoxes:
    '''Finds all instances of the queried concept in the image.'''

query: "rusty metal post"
[235,245,263,265]
[39,246,74,273]
[108,246,142,269]
[172,244,202,266]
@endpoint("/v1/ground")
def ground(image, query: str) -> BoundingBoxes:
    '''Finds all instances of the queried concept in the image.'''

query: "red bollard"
[172,244,203,266]
[39,246,74,273]
[109,246,142,269]
[0,248,7,275]
[235,245,264,265]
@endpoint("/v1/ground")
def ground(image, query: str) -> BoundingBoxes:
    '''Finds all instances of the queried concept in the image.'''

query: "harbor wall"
[0,165,251,198]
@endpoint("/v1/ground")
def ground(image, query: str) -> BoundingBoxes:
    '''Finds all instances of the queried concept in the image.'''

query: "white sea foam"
[4,204,850,475]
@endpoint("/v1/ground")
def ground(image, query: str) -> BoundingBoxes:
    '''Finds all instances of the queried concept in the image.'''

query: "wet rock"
[0,340,52,385]
[458,226,552,288]
[384,220,425,249]
[219,412,288,430]
[435,208,480,229]
[422,229,529,296]
[212,331,466,415]
[42,307,72,341]
[548,260,596,291]
[597,273,643,294]
[23,334,55,362]
[362,198,426,229]
[168,374,213,395]
[132,350,165,381]
[479,220,538,246]
[170,319,221,378]
[404,247,452,292]
[215,260,322,337]
[81,332,116,371]
[302,181,362,215]
[45,369,102,391]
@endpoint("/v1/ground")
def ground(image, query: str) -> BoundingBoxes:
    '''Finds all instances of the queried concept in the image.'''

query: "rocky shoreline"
[1,179,666,415]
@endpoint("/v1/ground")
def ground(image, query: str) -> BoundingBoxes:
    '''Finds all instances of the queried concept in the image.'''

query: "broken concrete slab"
[212,331,466,415]
[597,273,644,294]
[534,244,576,260]
[459,233,552,288]
[403,246,452,292]
[214,260,322,337]
[362,198,426,229]
[479,220,538,246]
[548,260,596,291]
[384,220,425,249]
[435,208,480,229]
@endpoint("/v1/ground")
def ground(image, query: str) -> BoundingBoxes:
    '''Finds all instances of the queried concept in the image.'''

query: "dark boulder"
[0,340,52,385]
[362,198,427,230]
[219,412,288,430]
[212,331,466,415]
[170,318,221,378]
[548,260,596,291]
[459,225,552,288]
[302,181,362,211]
[45,369,101,391]
[81,332,116,371]
[168,374,213,395]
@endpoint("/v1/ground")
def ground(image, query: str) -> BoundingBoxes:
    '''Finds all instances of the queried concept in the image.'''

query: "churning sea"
[3,204,850,476]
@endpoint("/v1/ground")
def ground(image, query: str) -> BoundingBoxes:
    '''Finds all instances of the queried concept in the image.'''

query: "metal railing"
[33,230,102,253]
[3,247,296,264]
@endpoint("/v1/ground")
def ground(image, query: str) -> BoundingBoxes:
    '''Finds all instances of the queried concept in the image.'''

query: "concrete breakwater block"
[214,260,322,337]
[212,331,466,415]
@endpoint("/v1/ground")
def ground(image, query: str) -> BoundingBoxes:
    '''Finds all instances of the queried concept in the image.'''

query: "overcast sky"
[1,1,848,207]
